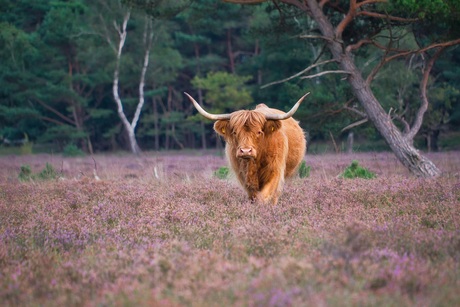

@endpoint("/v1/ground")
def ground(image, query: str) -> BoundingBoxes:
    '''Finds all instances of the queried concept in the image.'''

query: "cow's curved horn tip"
[297,92,310,104]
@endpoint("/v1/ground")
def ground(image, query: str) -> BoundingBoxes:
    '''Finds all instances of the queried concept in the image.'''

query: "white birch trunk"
[111,12,153,154]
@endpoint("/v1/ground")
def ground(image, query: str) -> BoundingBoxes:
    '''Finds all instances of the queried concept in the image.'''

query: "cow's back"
[256,104,306,177]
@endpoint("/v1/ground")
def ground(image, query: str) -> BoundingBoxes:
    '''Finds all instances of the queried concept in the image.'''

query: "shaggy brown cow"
[185,92,309,204]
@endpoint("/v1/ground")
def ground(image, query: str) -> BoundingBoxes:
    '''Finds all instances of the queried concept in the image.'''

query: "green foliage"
[192,71,253,112]
[0,0,459,152]
[0,22,35,69]
[18,163,59,181]
[214,166,229,180]
[340,160,376,179]
[36,163,59,181]
[62,144,85,157]
[388,0,460,40]
[18,164,32,182]
[390,0,457,18]
[122,0,188,18]
[439,132,460,150]
[298,160,310,178]
[39,125,87,147]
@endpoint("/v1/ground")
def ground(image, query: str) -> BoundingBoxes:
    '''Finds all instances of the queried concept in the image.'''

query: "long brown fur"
[214,104,306,204]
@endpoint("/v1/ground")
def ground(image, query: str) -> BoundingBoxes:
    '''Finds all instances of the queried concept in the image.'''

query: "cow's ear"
[214,120,230,137]
[264,120,282,134]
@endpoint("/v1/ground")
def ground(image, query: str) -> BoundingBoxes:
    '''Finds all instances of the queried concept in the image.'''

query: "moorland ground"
[0,151,459,306]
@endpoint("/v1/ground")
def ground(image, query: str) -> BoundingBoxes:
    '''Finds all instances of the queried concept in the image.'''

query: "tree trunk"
[305,0,441,177]
[346,131,354,154]
[200,121,207,150]
[426,129,440,152]
[171,124,184,149]
[341,49,440,177]
[112,11,141,154]
[432,130,440,152]
[153,97,160,150]
[86,135,94,155]
[227,28,235,73]
[127,127,141,154]
[198,88,207,150]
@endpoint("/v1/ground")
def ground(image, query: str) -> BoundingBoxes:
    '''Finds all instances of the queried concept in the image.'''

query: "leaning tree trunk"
[306,0,441,177]
[340,53,441,177]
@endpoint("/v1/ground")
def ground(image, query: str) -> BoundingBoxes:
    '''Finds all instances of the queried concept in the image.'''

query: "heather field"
[1,151,459,306]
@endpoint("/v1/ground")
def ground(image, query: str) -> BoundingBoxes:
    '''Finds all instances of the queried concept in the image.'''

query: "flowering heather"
[0,151,459,306]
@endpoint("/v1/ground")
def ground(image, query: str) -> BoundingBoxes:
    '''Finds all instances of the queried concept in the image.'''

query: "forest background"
[1,0,459,155]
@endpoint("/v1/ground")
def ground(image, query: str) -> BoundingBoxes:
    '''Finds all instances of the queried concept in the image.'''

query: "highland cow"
[185,92,309,204]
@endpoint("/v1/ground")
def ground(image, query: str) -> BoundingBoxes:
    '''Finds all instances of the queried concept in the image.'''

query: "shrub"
[339,160,376,179]
[62,144,85,157]
[36,163,59,180]
[298,161,311,178]
[214,166,229,179]
[18,163,59,181]
[18,164,32,181]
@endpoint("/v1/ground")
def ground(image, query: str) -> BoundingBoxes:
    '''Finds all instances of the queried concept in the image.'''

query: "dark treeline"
[1,0,459,154]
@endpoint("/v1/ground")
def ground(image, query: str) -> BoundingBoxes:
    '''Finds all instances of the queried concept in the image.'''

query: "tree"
[173,0,258,149]
[0,21,41,144]
[33,0,99,153]
[224,0,460,177]
[190,71,253,149]
[421,48,460,151]
[191,71,253,112]
[97,1,156,154]
[2,0,458,154]
[0,0,112,153]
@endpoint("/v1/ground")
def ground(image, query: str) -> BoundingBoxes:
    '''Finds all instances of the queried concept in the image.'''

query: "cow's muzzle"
[237,147,256,159]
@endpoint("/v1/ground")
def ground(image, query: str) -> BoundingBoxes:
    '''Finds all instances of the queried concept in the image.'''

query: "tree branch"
[132,17,154,131]
[299,34,335,42]
[357,11,419,23]
[112,11,132,132]
[365,25,397,84]
[405,47,446,140]
[99,14,117,53]
[335,0,417,40]
[300,70,351,79]
[344,105,367,118]
[34,99,76,126]
[366,38,460,84]
[261,59,337,88]
[40,116,68,126]
[356,0,388,8]
[222,0,266,3]
[341,118,369,133]
[345,38,373,53]
[335,0,357,39]
[393,113,410,134]
[280,0,309,12]
[319,0,330,8]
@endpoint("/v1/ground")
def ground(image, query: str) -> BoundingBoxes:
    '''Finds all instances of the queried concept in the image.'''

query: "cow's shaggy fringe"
[0,152,459,306]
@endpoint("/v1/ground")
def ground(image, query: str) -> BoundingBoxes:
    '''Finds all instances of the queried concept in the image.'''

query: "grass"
[0,151,459,306]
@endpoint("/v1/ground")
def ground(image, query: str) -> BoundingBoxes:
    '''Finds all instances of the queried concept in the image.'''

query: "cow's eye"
[257,131,263,136]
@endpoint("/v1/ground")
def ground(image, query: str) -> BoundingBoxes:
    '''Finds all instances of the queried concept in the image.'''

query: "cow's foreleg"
[239,159,259,201]
[256,168,285,205]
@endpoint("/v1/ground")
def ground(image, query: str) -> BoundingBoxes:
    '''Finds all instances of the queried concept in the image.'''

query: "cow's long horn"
[184,92,232,121]
[265,92,310,120]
